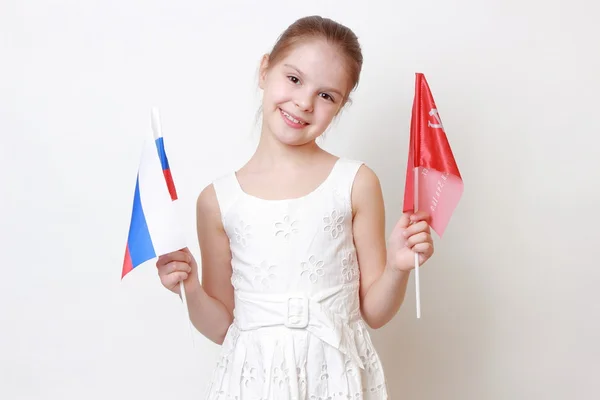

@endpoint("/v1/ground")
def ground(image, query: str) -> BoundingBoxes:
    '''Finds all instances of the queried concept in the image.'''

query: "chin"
[273,130,315,147]
[266,122,318,147]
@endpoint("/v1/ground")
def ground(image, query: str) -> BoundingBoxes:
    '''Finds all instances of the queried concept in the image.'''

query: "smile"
[280,109,308,126]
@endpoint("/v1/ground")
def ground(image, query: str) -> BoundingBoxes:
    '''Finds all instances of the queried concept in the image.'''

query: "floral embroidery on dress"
[234,219,251,247]
[300,256,325,283]
[323,210,344,239]
[341,252,359,282]
[272,360,290,388]
[241,362,257,388]
[360,348,380,375]
[345,359,358,377]
[216,354,229,374]
[297,365,307,391]
[319,363,329,381]
[252,261,277,288]
[274,215,299,239]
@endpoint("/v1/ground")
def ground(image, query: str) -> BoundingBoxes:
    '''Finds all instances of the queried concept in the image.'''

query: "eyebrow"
[283,63,345,97]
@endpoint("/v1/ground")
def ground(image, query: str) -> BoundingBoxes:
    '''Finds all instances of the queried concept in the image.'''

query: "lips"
[280,108,309,126]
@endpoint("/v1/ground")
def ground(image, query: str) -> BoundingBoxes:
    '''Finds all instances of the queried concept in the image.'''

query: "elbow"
[361,313,387,330]
[214,320,234,345]
[213,317,234,345]
[212,334,226,346]
[361,307,398,330]
[365,318,386,330]
[190,319,232,345]
[206,327,228,345]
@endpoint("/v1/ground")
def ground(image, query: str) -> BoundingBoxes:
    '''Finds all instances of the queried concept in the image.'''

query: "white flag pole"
[151,107,195,345]
[413,167,421,319]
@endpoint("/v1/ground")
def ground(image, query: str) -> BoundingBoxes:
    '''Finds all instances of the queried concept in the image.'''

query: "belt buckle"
[285,296,309,328]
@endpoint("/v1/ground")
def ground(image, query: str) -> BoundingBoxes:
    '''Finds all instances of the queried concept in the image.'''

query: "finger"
[159,261,192,275]
[162,251,191,264]
[406,232,431,248]
[157,250,191,267]
[412,242,433,255]
[410,211,431,224]
[395,212,412,230]
[403,220,430,237]
[161,271,189,288]
[173,261,192,273]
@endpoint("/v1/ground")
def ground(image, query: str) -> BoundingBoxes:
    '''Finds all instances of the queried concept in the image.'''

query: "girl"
[157,15,434,400]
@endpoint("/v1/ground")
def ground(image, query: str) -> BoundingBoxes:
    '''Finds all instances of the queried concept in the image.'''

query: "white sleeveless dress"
[204,158,389,399]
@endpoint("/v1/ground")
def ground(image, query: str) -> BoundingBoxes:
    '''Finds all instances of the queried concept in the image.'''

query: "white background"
[2,0,599,399]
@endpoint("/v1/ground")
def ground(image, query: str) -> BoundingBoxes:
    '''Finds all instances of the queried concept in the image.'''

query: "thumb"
[396,212,412,230]
[180,247,195,263]
[389,212,412,242]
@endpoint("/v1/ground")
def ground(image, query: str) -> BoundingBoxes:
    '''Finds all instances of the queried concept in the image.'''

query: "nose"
[294,90,314,113]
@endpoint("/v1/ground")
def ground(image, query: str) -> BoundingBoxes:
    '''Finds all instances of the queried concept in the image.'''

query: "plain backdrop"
[2,0,599,399]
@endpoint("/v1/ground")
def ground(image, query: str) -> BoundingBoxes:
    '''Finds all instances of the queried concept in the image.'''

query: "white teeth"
[282,110,306,125]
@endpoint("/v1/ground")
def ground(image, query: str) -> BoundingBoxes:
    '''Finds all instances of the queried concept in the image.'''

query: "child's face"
[259,40,350,147]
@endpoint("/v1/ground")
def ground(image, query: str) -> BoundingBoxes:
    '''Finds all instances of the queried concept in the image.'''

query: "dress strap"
[328,158,364,210]
[212,172,242,221]
[335,158,364,183]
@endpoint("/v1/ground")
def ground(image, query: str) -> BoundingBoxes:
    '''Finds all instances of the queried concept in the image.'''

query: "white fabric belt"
[233,284,365,369]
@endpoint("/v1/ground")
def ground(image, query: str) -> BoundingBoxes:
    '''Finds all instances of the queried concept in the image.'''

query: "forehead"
[278,40,350,93]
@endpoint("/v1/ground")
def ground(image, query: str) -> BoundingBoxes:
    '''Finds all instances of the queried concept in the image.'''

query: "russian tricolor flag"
[121,130,186,278]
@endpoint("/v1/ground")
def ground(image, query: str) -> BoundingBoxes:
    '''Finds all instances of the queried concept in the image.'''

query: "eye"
[287,75,300,84]
[319,93,335,102]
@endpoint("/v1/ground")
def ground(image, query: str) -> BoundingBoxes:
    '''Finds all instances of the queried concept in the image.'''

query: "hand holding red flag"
[386,210,434,270]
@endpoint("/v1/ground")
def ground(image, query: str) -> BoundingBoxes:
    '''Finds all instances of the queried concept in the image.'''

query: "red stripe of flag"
[155,137,178,201]
[162,168,177,201]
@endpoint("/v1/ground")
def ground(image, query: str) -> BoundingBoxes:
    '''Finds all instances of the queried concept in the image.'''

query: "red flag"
[403,73,463,237]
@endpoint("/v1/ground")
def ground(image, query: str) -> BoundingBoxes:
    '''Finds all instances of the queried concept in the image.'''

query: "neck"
[250,128,323,169]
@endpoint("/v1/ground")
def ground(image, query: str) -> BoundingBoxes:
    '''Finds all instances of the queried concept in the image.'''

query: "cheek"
[265,81,292,104]
[314,104,338,124]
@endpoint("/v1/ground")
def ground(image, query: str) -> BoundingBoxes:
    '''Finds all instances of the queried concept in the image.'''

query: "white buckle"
[285,296,309,328]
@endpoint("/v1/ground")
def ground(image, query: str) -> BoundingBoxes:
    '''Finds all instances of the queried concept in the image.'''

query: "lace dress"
[203,158,388,399]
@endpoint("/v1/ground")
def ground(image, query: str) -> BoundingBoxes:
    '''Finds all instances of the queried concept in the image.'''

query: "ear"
[258,54,270,89]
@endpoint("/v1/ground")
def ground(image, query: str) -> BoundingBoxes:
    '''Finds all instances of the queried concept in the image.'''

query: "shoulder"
[196,183,221,224]
[351,163,384,215]
[352,163,383,197]
[197,182,217,210]
[353,163,381,189]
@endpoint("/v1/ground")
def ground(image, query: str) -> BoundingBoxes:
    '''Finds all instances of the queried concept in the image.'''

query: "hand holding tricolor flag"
[403,73,463,318]
[121,108,193,340]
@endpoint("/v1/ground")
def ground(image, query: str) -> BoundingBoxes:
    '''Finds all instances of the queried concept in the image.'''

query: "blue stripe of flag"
[127,175,156,268]
[155,137,170,171]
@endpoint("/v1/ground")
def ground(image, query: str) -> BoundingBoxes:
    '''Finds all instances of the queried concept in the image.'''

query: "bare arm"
[352,165,433,329]
[181,184,235,344]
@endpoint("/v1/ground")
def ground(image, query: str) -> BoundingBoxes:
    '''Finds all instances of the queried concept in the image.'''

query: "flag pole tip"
[151,107,162,139]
